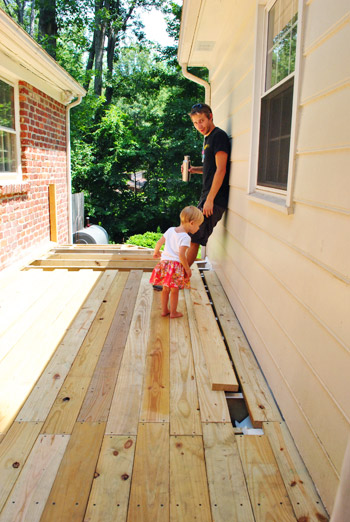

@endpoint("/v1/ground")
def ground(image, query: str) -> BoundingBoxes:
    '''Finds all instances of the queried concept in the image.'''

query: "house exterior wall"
[202,0,349,513]
[0,81,68,269]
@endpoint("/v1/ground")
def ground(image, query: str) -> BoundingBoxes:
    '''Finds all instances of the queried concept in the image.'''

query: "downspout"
[181,64,211,106]
[65,94,83,244]
[181,64,211,261]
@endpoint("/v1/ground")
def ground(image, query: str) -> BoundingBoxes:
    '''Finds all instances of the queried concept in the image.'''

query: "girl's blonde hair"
[180,206,204,224]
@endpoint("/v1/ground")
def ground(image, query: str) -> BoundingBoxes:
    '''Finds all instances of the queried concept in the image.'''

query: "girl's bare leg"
[170,287,182,318]
[161,286,170,316]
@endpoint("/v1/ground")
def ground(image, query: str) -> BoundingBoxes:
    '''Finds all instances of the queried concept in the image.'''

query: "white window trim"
[0,75,22,185]
[247,0,305,215]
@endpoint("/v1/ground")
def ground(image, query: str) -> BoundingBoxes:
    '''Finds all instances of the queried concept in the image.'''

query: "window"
[0,77,20,181]
[249,0,302,212]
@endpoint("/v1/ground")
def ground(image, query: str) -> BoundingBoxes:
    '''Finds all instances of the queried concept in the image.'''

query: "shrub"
[126,231,163,249]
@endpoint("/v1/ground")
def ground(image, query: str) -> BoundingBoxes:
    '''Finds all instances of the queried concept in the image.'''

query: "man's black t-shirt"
[200,126,231,209]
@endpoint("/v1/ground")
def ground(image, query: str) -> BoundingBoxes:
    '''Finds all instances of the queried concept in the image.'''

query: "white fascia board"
[177,0,202,66]
[0,8,85,104]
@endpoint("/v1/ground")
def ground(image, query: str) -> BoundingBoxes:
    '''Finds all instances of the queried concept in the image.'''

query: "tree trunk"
[38,0,58,58]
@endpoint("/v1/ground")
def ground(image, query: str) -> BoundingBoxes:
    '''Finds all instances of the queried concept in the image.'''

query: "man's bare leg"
[187,242,200,266]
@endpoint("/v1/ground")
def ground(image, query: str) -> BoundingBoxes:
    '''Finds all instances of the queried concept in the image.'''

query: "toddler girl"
[150,206,204,318]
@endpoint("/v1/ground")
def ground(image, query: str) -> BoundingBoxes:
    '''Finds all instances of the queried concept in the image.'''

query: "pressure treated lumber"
[127,423,169,522]
[0,421,43,511]
[49,252,155,260]
[78,270,142,422]
[264,421,329,521]
[42,272,128,434]
[184,289,231,423]
[236,433,297,521]
[170,292,201,435]
[84,435,136,522]
[16,270,118,422]
[106,273,153,435]
[202,422,255,522]
[0,433,69,522]
[190,267,239,391]
[170,434,212,522]
[40,422,106,522]
[140,291,170,423]
[204,270,282,427]
[29,258,156,270]
[0,271,99,434]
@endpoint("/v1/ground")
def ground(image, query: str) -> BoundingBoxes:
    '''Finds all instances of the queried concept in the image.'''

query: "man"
[185,103,231,265]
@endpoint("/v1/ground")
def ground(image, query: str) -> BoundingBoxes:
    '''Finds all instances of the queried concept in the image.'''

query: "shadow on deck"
[0,245,329,521]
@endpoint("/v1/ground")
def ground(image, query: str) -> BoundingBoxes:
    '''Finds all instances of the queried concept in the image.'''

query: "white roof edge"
[0,8,86,102]
[177,0,202,66]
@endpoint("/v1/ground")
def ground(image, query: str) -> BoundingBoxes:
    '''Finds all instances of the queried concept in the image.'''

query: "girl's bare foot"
[170,311,183,319]
[161,310,170,317]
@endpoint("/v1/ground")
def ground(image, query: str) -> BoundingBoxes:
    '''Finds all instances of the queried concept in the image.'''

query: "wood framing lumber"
[204,270,282,427]
[190,267,239,391]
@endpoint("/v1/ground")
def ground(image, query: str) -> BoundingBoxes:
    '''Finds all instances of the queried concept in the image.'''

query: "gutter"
[181,64,211,106]
[65,93,83,244]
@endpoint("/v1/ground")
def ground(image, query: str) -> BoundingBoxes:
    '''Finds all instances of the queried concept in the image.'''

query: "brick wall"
[0,82,69,270]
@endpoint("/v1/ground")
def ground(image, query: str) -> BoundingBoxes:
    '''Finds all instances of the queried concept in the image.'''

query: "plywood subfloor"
[0,252,328,521]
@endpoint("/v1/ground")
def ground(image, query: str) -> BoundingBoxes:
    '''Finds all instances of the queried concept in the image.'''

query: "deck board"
[0,249,329,521]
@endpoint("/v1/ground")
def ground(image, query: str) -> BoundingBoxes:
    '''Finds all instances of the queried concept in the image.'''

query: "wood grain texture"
[170,292,201,435]
[84,435,136,522]
[40,422,106,522]
[16,270,117,422]
[127,423,169,522]
[190,268,238,391]
[78,270,143,422]
[236,434,296,521]
[264,421,329,521]
[184,289,231,423]
[140,291,170,423]
[170,435,212,522]
[42,272,128,434]
[0,422,43,511]
[202,422,255,522]
[204,270,282,427]
[0,433,69,522]
[106,273,153,435]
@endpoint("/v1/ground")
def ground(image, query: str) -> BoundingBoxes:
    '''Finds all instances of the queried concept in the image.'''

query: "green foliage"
[126,231,163,249]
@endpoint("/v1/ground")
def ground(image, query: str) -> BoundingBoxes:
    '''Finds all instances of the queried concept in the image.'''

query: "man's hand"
[202,197,214,217]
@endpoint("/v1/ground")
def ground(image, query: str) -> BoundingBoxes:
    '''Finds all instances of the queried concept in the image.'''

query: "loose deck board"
[236,433,297,521]
[204,270,282,427]
[170,292,202,435]
[40,422,106,522]
[84,435,136,522]
[190,268,239,391]
[0,433,69,522]
[140,292,170,423]
[184,289,231,423]
[29,258,156,270]
[202,422,255,522]
[127,423,169,521]
[106,274,153,435]
[170,434,212,522]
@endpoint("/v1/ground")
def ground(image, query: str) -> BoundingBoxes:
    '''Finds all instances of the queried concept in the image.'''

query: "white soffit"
[0,8,85,103]
[178,0,233,68]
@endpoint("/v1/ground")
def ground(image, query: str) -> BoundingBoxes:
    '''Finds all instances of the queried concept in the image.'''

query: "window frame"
[248,0,304,214]
[0,75,22,184]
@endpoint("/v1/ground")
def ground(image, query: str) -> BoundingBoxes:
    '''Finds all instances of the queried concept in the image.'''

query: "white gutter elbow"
[181,64,211,106]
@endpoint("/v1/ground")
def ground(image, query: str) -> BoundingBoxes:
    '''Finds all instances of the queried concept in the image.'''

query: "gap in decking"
[199,269,263,435]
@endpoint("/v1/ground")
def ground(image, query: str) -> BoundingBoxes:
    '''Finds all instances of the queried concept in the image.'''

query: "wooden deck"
[0,246,329,521]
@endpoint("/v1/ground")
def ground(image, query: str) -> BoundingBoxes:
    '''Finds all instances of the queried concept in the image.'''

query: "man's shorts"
[189,204,226,246]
